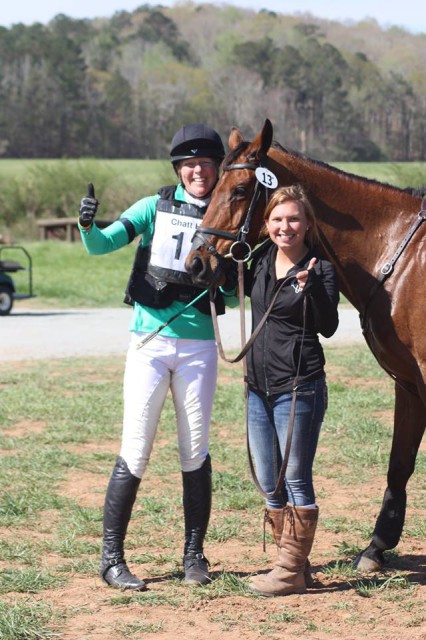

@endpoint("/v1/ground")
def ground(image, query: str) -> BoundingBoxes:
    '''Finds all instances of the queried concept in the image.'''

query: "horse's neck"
[269,148,414,311]
[272,150,376,223]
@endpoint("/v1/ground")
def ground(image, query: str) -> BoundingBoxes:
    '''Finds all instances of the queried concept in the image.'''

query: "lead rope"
[209,266,309,539]
[247,296,307,503]
[209,263,298,364]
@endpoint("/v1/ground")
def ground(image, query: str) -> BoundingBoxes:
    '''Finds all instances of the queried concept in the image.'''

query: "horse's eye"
[231,187,247,200]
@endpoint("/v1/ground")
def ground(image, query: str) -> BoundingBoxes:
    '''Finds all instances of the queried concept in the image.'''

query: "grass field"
[3,241,355,311]
[2,241,136,308]
[1,158,425,185]
[0,158,176,235]
[0,158,174,188]
[0,346,424,639]
[1,157,425,639]
[0,158,425,240]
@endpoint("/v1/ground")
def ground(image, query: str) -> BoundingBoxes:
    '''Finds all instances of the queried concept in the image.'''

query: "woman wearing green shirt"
[79,124,237,591]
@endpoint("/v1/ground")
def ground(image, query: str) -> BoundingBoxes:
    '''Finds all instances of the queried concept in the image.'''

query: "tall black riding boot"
[99,456,146,591]
[182,454,212,585]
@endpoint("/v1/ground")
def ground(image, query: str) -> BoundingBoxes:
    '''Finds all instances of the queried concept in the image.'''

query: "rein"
[209,260,309,505]
[199,157,307,504]
[248,296,307,502]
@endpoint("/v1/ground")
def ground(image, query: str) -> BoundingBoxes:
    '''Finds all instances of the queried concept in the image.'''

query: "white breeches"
[120,333,218,478]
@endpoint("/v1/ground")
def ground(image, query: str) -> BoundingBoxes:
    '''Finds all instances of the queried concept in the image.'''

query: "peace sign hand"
[295,257,317,290]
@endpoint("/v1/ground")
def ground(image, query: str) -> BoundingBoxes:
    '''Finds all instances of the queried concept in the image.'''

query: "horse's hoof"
[353,548,384,572]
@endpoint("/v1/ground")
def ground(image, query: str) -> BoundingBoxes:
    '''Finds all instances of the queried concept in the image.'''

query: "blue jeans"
[247,377,327,509]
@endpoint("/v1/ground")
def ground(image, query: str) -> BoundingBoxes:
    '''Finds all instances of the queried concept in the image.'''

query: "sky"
[1,0,425,34]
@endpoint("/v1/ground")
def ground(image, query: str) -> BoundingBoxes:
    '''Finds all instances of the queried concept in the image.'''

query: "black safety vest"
[124,186,225,315]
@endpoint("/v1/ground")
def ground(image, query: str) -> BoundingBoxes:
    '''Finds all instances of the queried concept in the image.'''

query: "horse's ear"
[260,119,273,153]
[229,127,244,150]
[251,119,273,156]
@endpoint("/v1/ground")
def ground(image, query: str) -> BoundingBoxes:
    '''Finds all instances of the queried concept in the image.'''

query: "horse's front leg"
[354,383,425,571]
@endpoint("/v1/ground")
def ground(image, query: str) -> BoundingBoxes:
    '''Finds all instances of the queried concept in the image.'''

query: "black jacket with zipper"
[246,244,339,398]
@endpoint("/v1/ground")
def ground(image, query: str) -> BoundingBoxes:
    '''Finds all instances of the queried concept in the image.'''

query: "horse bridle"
[192,156,310,506]
[190,160,268,264]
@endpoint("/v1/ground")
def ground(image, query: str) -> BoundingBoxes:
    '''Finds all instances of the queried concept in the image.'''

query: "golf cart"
[0,245,36,315]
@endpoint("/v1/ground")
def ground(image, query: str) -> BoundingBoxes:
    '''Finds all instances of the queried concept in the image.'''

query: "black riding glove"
[79,183,99,228]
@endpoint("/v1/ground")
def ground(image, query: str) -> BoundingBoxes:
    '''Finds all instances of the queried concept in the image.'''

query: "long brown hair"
[263,184,320,248]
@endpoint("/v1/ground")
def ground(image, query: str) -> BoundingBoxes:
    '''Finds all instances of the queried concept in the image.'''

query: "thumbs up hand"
[79,183,99,228]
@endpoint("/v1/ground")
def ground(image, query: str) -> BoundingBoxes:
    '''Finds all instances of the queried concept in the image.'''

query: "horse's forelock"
[222,141,251,169]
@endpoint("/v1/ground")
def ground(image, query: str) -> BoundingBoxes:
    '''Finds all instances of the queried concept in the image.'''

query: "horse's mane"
[220,136,422,200]
[271,141,417,197]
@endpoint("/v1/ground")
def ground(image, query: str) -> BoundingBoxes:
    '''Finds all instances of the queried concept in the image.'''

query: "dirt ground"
[4,431,425,640]
[30,473,426,640]
[2,357,425,640]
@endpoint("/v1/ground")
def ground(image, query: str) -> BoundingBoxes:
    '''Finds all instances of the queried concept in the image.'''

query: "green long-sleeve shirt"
[79,184,238,339]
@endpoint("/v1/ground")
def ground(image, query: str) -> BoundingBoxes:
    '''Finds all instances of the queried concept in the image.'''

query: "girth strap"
[362,198,426,328]
[379,198,426,278]
[360,198,425,394]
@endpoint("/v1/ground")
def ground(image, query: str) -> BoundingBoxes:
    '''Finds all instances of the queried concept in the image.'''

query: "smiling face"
[178,157,219,199]
[265,200,309,258]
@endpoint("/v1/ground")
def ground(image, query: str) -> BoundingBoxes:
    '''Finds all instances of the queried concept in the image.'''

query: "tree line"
[0,4,425,161]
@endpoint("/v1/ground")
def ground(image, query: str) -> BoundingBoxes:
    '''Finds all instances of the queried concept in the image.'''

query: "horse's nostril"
[190,256,204,276]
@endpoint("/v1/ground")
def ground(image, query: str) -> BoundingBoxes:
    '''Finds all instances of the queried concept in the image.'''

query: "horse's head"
[185,119,274,288]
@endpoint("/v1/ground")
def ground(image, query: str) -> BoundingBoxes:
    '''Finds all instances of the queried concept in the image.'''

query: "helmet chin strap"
[183,184,214,204]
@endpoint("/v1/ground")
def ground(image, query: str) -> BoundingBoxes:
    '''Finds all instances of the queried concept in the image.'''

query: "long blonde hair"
[263,184,319,248]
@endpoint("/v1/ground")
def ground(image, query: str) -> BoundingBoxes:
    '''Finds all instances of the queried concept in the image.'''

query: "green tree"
[232,37,276,85]
[136,10,196,64]
[0,6,425,160]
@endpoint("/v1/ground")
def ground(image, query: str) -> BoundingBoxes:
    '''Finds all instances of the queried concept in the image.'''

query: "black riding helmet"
[170,123,225,164]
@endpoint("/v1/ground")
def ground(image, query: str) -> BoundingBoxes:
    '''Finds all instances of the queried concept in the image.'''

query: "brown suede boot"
[264,508,314,588]
[264,508,284,545]
[249,504,318,597]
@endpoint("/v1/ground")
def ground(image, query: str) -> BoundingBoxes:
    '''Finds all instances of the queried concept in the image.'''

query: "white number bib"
[150,209,201,274]
[147,197,206,287]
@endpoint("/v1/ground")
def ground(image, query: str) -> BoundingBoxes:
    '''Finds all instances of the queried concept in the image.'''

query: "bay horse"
[185,119,426,572]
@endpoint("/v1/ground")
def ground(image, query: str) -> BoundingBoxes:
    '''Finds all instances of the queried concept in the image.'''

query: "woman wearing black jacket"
[246,185,339,597]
